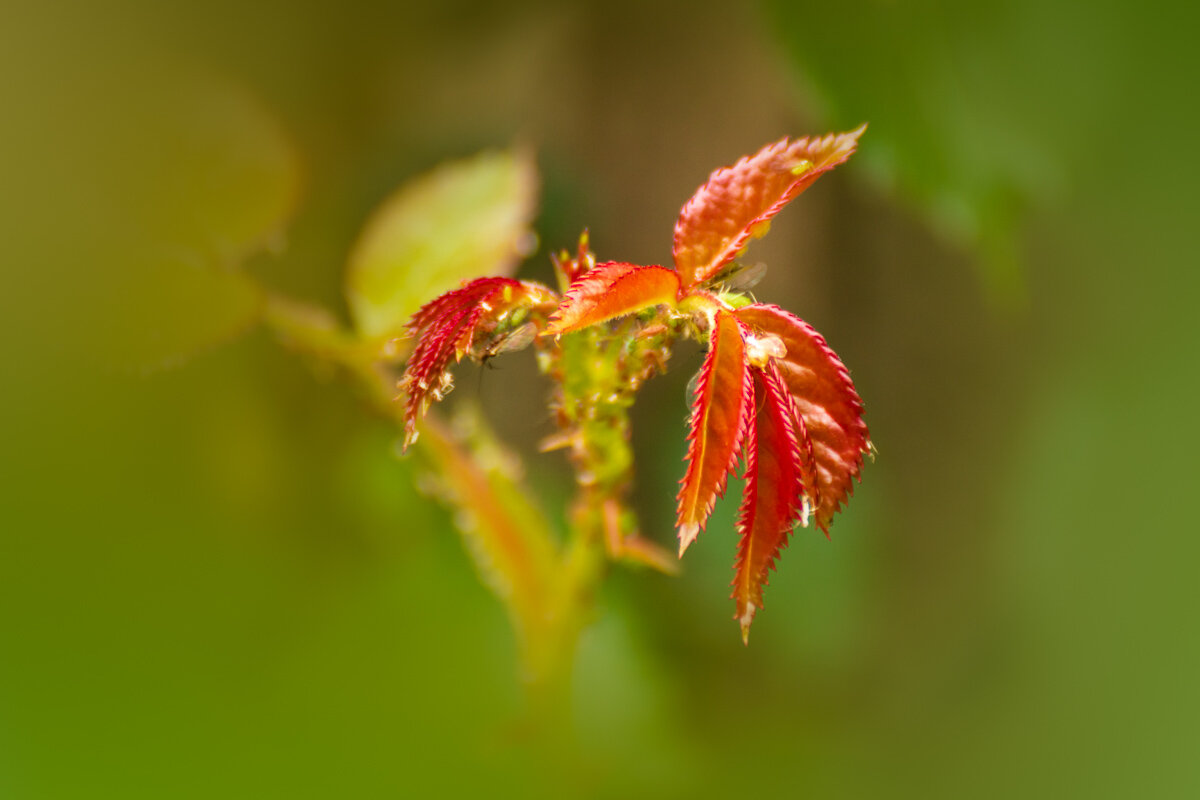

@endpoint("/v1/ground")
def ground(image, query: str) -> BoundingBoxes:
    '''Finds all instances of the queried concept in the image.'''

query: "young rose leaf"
[733,362,811,643]
[400,277,556,447]
[346,149,538,341]
[676,310,754,555]
[550,230,597,290]
[736,304,870,533]
[543,262,681,336]
[672,126,865,289]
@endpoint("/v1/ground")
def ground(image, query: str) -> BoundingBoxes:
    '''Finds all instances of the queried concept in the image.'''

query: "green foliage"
[401,132,869,643]
[104,258,264,371]
[345,150,539,342]
[763,1,1053,303]
[88,72,302,371]
[11,3,1199,796]
[115,111,868,697]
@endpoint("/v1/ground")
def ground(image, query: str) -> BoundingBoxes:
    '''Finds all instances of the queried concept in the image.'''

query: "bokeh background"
[3,0,1198,797]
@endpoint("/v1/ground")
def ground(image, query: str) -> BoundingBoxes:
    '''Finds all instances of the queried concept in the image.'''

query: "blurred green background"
[3,0,1198,797]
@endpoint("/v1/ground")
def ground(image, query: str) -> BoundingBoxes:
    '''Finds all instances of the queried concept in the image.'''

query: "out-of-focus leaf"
[676,310,753,555]
[737,304,870,533]
[134,75,302,264]
[345,150,538,341]
[80,70,301,371]
[733,362,811,642]
[544,262,682,335]
[400,278,558,447]
[98,255,264,372]
[672,128,863,289]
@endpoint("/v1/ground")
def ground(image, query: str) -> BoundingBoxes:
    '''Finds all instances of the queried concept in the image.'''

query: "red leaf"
[550,230,596,287]
[400,277,556,446]
[672,126,865,289]
[543,262,682,335]
[676,310,754,554]
[736,304,870,533]
[732,363,812,642]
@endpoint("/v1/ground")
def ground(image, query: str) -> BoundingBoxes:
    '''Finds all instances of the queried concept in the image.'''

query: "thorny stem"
[520,312,676,718]
[263,293,671,729]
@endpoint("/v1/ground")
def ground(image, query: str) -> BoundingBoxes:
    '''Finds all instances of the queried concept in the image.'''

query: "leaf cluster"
[401,129,872,640]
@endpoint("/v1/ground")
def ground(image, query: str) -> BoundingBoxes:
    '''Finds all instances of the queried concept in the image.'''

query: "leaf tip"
[738,601,757,645]
[677,522,700,556]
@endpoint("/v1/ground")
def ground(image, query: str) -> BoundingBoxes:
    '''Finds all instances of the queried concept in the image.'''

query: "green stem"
[263,293,679,734]
[263,293,608,728]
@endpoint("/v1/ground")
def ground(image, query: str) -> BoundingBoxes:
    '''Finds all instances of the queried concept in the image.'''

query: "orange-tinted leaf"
[543,262,681,335]
[732,362,810,642]
[400,277,557,446]
[736,304,870,533]
[672,127,865,288]
[676,310,754,554]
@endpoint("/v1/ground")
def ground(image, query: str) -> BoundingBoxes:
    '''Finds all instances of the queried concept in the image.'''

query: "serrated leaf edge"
[676,310,755,555]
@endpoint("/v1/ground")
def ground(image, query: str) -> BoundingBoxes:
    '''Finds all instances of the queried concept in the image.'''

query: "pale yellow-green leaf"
[345,149,538,341]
